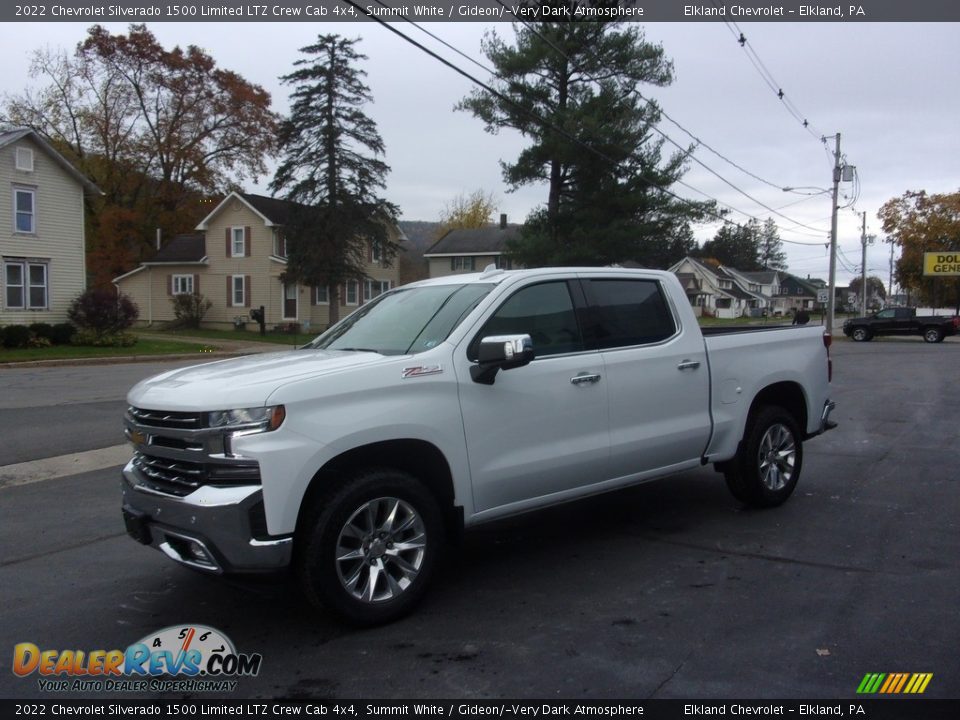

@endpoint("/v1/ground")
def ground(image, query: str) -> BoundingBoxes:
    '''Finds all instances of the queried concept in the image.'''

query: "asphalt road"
[0,340,957,701]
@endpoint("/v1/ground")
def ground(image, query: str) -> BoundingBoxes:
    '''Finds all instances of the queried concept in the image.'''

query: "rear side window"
[586,279,676,349]
[469,281,583,360]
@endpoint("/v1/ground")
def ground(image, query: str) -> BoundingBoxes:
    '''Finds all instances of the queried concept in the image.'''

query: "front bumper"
[121,460,292,574]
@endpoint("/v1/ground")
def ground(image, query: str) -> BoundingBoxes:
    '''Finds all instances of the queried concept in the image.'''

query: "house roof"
[740,270,779,284]
[239,192,293,225]
[424,225,521,256]
[195,191,283,230]
[149,233,206,263]
[0,128,102,195]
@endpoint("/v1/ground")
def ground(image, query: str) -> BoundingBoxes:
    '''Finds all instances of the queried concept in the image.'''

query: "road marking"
[0,444,131,489]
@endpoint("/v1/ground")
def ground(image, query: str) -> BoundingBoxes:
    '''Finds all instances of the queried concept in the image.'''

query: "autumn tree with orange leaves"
[878,190,960,312]
[1,24,279,287]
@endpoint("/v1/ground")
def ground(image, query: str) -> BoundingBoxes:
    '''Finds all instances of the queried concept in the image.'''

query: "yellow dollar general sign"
[857,672,933,694]
[923,252,960,275]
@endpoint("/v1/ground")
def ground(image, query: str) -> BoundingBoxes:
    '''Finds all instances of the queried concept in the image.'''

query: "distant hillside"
[397,220,442,284]
[398,220,443,252]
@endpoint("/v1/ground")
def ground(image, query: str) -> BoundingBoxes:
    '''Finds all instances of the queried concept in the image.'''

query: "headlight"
[208,405,285,432]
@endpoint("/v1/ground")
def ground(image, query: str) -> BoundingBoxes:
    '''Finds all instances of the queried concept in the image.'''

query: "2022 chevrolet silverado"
[122,267,836,624]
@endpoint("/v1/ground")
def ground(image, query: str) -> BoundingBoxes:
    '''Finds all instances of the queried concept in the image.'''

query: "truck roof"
[405,266,674,288]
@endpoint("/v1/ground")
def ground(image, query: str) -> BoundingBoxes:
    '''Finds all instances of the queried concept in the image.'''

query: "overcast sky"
[2,19,958,285]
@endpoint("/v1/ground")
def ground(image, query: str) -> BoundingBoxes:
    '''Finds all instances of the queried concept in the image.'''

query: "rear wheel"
[296,468,444,625]
[850,327,871,342]
[724,406,803,508]
[923,327,943,343]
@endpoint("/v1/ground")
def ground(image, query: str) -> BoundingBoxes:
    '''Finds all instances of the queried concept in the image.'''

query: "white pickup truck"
[122,267,836,624]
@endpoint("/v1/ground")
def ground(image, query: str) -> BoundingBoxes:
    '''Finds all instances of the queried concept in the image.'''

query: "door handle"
[677,360,701,371]
[570,373,602,386]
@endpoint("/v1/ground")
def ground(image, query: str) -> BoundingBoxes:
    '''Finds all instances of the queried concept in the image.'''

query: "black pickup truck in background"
[842,307,959,343]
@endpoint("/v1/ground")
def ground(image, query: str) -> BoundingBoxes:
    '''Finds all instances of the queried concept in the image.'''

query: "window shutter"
[311,286,317,305]
[225,228,232,258]
[368,241,374,263]
[226,276,232,307]
[245,275,251,307]
[245,227,252,257]
[167,275,173,296]
[194,274,200,295]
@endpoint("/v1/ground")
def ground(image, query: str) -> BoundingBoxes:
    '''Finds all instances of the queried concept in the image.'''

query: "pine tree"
[457,10,713,266]
[758,218,788,270]
[270,35,399,289]
[698,221,762,271]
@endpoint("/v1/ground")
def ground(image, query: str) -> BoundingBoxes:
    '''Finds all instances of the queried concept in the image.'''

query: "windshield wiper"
[332,347,381,354]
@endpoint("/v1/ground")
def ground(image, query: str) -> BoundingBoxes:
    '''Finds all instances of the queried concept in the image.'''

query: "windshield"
[305,283,494,355]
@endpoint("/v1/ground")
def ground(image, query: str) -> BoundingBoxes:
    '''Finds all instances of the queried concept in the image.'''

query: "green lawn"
[157,327,312,346]
[0,339,216,363]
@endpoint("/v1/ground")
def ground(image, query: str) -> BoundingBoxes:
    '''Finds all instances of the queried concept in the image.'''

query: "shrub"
[27,335,52,348]
[68,288,139,340]
[50,323,77,345]
[28,322,55,342]
[170,292,213,329]
[72,329,138,347]
[2,325,31,349]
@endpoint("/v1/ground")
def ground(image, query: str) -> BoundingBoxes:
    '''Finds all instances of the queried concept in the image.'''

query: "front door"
[283,283,298,320]
[456,279,610,514]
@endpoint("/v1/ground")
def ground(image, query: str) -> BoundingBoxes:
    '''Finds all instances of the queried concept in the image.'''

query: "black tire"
[923,327,943,344]
[724,406,803,508]
[296,468,444,626]
[850,327,871,342]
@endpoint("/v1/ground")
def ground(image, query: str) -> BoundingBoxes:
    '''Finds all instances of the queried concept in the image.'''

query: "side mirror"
[470,334,535,385]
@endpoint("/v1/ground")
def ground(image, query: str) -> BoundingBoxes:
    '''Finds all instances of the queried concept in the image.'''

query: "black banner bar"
[1,699,959,720]
[4,0,960,24]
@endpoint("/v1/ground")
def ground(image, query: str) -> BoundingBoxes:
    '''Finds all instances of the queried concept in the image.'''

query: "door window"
[585,279,676,349]
[470,281,583,359]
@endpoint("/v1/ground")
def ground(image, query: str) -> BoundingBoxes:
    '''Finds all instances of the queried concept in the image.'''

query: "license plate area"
[122,508,152,545]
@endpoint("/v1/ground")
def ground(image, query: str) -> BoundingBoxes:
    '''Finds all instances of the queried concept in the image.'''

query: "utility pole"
[826,133,841,334]
[861,211,868,313]
[888,240,895,301]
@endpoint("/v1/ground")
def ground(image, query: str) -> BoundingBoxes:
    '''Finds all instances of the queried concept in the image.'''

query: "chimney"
[500,213,507,229]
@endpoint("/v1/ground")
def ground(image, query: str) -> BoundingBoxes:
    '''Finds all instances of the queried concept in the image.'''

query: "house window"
[15,147,34,172]
[231,227,246,258]
[718,279,732,290]
[364,279,391,301]
[451,256,475,272]
[4,260,48,310]
[172,274,194,295]
[314,285,329,305]
[345,279,359,306]
[232,275,246,306]
[14,187,35,233]
[371,240,382,263]
[274,231,286,258]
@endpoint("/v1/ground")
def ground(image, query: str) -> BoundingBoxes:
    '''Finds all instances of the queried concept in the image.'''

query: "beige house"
[114,192,401,332]
[1,128,100,324]
[424,216,521,278]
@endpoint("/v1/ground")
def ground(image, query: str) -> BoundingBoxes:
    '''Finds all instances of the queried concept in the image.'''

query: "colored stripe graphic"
[857,673,932,694]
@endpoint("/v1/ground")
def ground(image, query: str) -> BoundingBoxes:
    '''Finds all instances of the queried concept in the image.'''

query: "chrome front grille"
[128,407,203,430]
[133,452,206,496]
[126,406,261,497]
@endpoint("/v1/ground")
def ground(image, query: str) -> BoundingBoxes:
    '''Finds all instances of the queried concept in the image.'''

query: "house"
[424,215,521,278]
[1,128,100,324]
[114,191,401,332]
[777,273,820,313]
[669,256,758,319]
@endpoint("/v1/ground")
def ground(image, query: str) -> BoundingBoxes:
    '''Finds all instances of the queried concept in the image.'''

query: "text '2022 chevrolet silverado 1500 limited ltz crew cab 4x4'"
[122,267,836,624]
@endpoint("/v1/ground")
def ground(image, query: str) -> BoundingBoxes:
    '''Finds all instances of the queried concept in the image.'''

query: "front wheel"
[724,406,803,508]
[296,468,444,625]
[923,327,943,343]
[850,327,871,342]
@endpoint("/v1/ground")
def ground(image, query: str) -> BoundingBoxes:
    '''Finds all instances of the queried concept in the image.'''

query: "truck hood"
[127,350,389,411]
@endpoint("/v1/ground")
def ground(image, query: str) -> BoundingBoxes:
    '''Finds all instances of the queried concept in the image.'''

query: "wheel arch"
[747,381,809,434]
[295,439,461,541]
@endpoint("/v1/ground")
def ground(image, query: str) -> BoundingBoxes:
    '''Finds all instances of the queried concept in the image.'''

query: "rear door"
[456,278,610,513]
[581,275,712,480]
